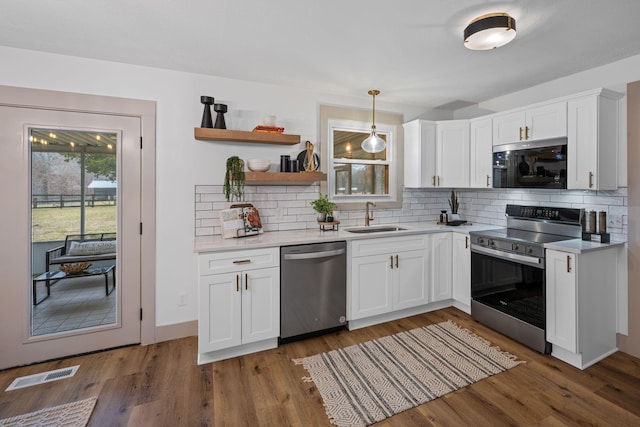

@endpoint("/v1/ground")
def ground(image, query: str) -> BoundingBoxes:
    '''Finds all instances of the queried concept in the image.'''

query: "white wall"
[0,46,426,328]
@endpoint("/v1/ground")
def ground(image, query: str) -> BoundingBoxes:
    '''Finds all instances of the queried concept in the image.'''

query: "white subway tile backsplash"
[195,185,628,240]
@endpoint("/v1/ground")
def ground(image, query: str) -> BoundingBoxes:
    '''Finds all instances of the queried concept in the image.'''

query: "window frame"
[327,118,397,203]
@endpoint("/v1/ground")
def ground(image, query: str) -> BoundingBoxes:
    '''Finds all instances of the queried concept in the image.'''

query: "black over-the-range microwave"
[492,138,567,189]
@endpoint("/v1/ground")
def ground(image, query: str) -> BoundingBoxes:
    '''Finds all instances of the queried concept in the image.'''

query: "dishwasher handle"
[283,248,346,260]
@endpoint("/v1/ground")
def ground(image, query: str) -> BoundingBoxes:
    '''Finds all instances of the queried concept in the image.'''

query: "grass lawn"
[32,205,116,242]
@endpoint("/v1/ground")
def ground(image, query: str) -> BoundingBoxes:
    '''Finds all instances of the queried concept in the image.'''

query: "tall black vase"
[200,96,214,128]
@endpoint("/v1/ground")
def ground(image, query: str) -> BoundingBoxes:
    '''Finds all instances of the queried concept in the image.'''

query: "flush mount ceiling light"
[361,89,386,153]
[464,12,516,50]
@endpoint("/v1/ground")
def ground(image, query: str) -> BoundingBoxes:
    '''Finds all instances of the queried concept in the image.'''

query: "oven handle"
[471,245,543,268]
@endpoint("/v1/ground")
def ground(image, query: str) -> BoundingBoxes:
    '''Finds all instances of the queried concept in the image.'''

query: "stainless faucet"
[365,201,376,226]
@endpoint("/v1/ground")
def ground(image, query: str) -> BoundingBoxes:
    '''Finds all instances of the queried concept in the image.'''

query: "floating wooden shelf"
[194,128,301,145]
[245,171,327,185]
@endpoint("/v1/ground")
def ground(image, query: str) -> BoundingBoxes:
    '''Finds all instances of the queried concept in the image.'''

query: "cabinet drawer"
[199,247,279,275]
[350,234,428,257]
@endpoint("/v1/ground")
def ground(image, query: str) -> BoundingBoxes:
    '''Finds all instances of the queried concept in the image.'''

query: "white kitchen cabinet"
[469,117,493,188]
[493,101,567,145]
[436,121,470,188]
[350,235,428,320]
[198,247,280,363]
[402,119,469,188]
[403,119,436,188]
[567,89,621,190]
[451,232,471,312]
[546,248,618,369]
[429,232,453,302]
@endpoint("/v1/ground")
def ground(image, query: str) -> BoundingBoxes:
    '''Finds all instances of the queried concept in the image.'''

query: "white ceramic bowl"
[247,159,271,172]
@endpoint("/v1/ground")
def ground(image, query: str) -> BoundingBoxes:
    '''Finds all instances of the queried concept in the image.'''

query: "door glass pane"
[333,130,387,161]
[333,163,389,195]
[30,129,118,336]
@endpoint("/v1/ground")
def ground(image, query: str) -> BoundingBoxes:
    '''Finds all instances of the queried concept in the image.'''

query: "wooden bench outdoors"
[45,233,117,273]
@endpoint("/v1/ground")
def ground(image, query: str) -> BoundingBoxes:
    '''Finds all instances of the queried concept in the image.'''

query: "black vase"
[200,96,214,128]
[214,103,227,129]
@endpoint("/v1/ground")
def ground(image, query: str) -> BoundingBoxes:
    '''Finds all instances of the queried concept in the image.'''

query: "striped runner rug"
[294,320,524,427]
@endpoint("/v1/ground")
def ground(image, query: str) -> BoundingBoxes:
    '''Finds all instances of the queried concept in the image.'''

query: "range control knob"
[525,246,534,254]
[512,243,520,251]
[488,239,495,247]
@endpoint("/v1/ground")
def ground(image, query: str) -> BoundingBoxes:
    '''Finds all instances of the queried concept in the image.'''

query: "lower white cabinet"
[198,248,280,363]
[451,232,471,312]
[429,233,452,302]
[546,248,618,369]
[350,235,429,320]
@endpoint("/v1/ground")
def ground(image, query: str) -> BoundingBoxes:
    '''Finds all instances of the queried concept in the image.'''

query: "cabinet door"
[199,272,242,353]
[430,233,453,302]
[403,120,437,188]
[493,111,524,145]
[437,122,470,187]
[545,250,577,352]
[452,233,471,310]
[393,249,429,310]
[351,254,393,320]
[469,118,493,188]
[242,267,280,344]
[525,102,567,141]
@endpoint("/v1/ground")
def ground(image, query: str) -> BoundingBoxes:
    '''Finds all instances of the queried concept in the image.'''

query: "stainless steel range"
[470,204,584,354]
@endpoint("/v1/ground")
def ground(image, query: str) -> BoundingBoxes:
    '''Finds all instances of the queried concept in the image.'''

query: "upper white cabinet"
[403,119,469,188]
[469,117,493,188]
[567,89,622,190]
[403,120,436,188]
[493,101,567,145]
[436,121,470,188]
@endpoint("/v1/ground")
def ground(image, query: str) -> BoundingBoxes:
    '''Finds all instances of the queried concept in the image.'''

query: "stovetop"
[471,228,577,245]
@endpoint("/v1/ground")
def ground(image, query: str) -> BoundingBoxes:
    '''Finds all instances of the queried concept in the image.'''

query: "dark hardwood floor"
[1,307,639,426]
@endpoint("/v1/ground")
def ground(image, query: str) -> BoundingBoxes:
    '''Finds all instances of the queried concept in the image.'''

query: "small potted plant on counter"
[311,193,337,222]
[449,190,460,220]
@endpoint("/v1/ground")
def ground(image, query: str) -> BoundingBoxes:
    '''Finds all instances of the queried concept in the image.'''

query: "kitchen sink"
[346,226,407,233]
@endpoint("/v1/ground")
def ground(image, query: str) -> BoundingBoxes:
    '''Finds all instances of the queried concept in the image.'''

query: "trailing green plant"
[310,193,337,215]
[223,156,245,202]
[448,190,459,214]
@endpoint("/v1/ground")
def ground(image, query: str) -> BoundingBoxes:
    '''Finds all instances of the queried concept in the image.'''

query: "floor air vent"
[5,365,80,391]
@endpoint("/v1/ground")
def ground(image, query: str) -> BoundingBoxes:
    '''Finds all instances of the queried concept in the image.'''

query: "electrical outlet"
[179,293,187,306]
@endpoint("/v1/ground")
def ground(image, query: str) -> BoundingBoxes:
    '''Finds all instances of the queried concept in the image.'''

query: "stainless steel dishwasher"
[280,241,347,343]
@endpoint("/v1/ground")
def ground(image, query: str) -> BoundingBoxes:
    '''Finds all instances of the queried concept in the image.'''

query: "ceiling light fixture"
[361,89,386,153]
[464,13,516,50]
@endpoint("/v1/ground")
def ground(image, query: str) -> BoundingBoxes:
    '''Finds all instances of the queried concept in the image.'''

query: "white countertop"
[194,221,503,253]
[544,238,626,254]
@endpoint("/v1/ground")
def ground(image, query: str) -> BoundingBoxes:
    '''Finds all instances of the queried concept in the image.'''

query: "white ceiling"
[2,0,640,110]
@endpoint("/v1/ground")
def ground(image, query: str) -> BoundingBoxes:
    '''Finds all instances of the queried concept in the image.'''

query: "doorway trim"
[1,84,156,346]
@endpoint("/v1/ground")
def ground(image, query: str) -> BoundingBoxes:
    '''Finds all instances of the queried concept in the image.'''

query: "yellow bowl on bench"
[59,262,92,275]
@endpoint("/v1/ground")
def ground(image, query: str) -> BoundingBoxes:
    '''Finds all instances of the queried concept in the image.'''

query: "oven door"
[471,246,545,329]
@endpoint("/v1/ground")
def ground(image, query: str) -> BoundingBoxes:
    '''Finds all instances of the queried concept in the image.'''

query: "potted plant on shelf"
[310,193,337,222]
[223,156,245,202]
[449,190,460,220]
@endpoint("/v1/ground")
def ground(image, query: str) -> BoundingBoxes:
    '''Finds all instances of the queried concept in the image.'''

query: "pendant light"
[464,13,516,50]
[361,89,386,153]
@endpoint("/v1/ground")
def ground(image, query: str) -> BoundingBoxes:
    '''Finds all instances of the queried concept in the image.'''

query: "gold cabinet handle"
[525,126,530,140]
[437,176,440,186]
[395,254,399,268]
[567,255,572,273]
[245,273,248,290]
[589,172,594,188]
[486,175,491,187]
[465,236,469,249]
[236,274,240,292]
[519,127,523,140]
[390,255,394,269]
[233,259,251,264]
[432,176,436,186]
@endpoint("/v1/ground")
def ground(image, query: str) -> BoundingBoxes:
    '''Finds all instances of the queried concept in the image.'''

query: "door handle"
[465,236,469,249]
[589,172,594,188]
[486,175,490,187]
[232,259,251,264]
[283,248,345,260]
[566,255,572,273]
[519,127,523,141]
[525,126,530,140]
[432,176,436,186]
[395,254,399,268]
[389,255,394,269]
[245,273,248,290]
[236,274,239,292]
